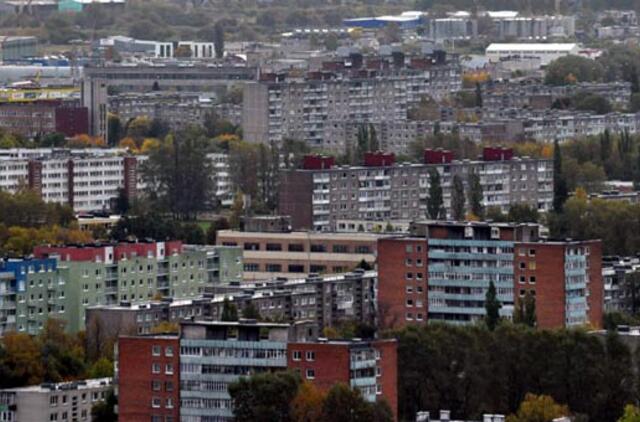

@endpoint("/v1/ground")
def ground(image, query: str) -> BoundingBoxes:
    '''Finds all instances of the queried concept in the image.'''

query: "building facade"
[0,242,242,335]
[377,221,603,329]
[0,378,112,422]
[0,100,88,138]
[217,229,383,279]
[243,51,461,147]
[116,321,398,421]
[279,149,554,232]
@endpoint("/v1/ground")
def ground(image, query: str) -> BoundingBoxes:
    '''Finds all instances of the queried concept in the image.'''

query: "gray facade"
[0,378,112,422]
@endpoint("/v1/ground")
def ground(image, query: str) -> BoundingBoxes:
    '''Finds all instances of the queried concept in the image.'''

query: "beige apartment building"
[216,230,387,280]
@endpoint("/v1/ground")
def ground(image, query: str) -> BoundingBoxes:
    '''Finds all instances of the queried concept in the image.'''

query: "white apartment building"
[0,378,112,422]
[486,43,580,66]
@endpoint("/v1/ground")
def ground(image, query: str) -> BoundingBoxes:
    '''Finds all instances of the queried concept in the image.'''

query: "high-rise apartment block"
[279,149,553,232]
[377,221,603,329]
[0,241,242,335]
[116,321,397,421]
[243,50,461,148]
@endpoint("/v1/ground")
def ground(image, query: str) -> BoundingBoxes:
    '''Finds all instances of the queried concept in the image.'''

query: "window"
[292,351,301,361]
[405,258,413,266]
[166,398,174,409]
[288,265,305,273]
[519,275,525,284]
[244,263,259,272]
[152,397,161,408]
[406,272,413,280]
[266,264,282,272]
[529,249,536,256]
[529,261,536,270]
[266,243,282,251]
[165,381,174,392]
[50,414,58,421]
[165,363,174,375]
[152,380,161,391]
[306,369,315,379]
[152,363,161,374]
[529,276,536,284]
[355,245,370,254]
[519,262,526,270]
[165,346,173,357]
[306,351,315,361]
[333,244,348,253]
[288,244,304,252]
[62,395,67,405]
[405,245,413,253]
[310,244,326,253]
[50,396,58,406]
[152,345,161,356]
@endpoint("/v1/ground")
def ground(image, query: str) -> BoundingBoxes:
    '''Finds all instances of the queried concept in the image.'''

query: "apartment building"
[0,378,112,422]
[279,149,553,232]
[82,64,255,138]
[0,241,242,335]
[0,149,139,212]
[602,256,640,313]
[486,43,580,66]
[0,149,235,211]
[0,100,88,138]
[492,15,576,39]
[117,335,180,422]
[377,221,603,329]
[242,51,461,147]
[287,338,398,419]
[116,321,398,421]
[217,229,383,279]
[86,269,377,345]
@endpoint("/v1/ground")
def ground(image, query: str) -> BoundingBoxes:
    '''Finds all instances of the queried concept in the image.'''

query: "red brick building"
[286,339,398,420]
[117,335,180,422]
[378,221,603,330]
[0,100,88,138]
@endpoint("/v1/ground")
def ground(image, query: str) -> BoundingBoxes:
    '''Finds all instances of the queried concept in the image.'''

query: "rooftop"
[1,378,112,393]
[486,43,578,52]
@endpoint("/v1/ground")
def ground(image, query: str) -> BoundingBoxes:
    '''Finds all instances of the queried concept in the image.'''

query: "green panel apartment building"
[0,241,242,335]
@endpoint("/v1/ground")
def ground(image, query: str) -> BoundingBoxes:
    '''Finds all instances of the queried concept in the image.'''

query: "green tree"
[545,55,603,85]
[91,388,117,422]
[484,281,501,331]
[141,128,214,220]
[514,291,536,328]
[242,302,261,320]
[87,357,114,378]
[114,187,129,215]
[468,172,484,219]
[572,92,612,114]
[507,204,539,223]
[321,383,379,422]
[553,139,568,213]
[214,22,224,58]
[221,298,239,321]
[107,114,122,146]
[451,174,466,221]
[427,169,444,220]
[229,371,301,422]
[619,404,640,422]
[475,82,483,107]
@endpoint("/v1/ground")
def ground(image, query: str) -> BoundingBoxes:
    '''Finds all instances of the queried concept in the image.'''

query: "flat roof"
[1,378,112,393]
[486,43,578,52]
[217,230,387,241]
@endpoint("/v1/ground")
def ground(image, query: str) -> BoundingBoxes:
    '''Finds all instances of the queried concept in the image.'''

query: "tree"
[475,82,483,107]
[229,371,301,422]
[514,291,536,328]
[107,113,122,146]
[545,55,603,85]
[214,22,224,58]
[87,358,114,378]
[427,169,444,220]
[619,404,640,422]
[484,281,501,331]
[174,45,192,58]
[242,302,261,320]
[357,259,373,271]
[553,139,568,213]
[572,92,612,114]
[141,128,214,220]
[114,187,129,215]
[468,172,484,219]
[291,382,326,422]
[221,298,238,321]
[451,174,465,221]
[507,204,539,223]
[91,388,117,422]
[321,383,389,422]
[0,331,44,387]
[506,393,570,422]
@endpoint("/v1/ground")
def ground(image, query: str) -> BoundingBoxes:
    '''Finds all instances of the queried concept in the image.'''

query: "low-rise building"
[0,378,112,422]
[217,229,383,279]
[0,100,88,138]
[486,43,580,66]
